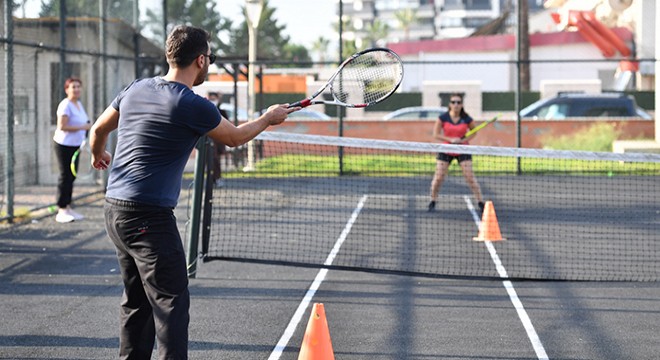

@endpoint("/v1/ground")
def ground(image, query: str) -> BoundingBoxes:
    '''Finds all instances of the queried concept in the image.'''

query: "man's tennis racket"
[289,47,403,109]
[462,114,501,139]
[70,140,93,180]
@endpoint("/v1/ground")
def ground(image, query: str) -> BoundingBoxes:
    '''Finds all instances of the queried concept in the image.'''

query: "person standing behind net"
[428,93,485,213]
[53,77,91,223]
[89,25,299,360]
[206,91,228,187]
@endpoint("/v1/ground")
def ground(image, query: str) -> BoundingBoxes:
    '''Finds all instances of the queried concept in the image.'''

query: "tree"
[143,0,232,52]
[223,0,310,65]
[311,36,331,64]
[14,1,31,17]
[39,0,136,25]
[519,0,530,91]
[363,19,389,48]
[333,16,357,60]
[394,8,417,41]
[282,44,311,68]
[39,0,230,53]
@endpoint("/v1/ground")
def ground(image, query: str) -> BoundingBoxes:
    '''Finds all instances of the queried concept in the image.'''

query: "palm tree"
[333,16,357,59]
[363,19,389,48]
[394,8,417,41]
[519,0,530,91]
[311,36,331,65]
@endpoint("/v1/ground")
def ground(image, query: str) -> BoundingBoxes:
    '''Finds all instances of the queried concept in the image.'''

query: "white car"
[259,108,332,120]
[383,106,448,120]
[219,103,248,121]
[287,109,332,120]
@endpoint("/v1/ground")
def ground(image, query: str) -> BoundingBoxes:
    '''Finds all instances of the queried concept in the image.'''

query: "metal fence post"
[3,0,15,222]
[186,137,207,278]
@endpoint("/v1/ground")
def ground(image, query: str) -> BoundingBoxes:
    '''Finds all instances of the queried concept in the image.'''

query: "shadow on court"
[1,190,659,359]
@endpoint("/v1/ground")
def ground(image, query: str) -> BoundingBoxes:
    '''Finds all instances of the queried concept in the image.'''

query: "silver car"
[383,106,448,120]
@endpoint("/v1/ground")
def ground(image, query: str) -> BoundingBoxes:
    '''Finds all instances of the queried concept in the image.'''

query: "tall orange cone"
[473,201,506,242]
[298,303,335,360]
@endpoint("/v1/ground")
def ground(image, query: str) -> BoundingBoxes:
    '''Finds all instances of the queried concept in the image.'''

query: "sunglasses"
[202,53,217,64]
[450,100,462,105]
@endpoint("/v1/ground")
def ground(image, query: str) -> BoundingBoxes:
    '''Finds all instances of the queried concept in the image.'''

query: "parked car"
[257,108,331,120]
[219,103,248,121]
[520,93,652,120]
[286,108,332,120]
[383,106,448,120]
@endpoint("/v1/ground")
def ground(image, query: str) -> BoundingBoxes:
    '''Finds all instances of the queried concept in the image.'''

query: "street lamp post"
[244,0,263,171]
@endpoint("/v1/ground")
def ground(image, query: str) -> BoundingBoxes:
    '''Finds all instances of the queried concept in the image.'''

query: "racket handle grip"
[288,99,311,108]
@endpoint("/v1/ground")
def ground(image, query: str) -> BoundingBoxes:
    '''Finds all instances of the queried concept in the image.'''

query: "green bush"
[365,92,422,112]
[542,123,622,152]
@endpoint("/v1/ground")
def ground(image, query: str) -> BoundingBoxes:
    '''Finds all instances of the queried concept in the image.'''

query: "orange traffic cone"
[298,303,335,360]
[473,201,506,242]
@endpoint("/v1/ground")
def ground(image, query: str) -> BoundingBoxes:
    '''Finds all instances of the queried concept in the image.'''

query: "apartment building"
[340,0,545,45]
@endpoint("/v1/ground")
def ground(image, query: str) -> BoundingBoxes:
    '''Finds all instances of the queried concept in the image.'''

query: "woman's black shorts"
[436,153,472,163]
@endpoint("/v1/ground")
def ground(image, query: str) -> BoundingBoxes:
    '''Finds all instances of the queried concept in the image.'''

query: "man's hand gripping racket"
[289,47,404,109]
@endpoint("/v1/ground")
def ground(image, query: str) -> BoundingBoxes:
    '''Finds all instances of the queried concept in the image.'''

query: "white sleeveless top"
[53,98,89,146]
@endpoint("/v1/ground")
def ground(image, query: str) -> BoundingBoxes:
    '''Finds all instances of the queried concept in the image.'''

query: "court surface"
[207,174,659,281]
[1,189,659,359]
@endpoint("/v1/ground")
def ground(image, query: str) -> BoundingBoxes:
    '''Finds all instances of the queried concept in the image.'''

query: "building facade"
[0,15,162,186]
[340,0,545,46]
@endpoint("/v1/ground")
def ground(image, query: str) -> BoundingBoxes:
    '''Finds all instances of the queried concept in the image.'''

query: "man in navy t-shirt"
[90,25,299,359]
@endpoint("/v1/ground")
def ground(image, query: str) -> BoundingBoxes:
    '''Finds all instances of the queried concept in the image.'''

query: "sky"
[18,0,338,47]
[210,0,337,45]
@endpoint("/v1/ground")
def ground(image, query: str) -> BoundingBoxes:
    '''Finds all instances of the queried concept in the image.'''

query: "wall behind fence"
[269,119,654,149]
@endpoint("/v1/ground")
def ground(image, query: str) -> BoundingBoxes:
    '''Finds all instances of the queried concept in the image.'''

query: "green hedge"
[482,91,655,111]
[482,92,540,111]
[625,91,654,110]
[259,93,306,109]
[258,91,654,113]
[365,93,422,112]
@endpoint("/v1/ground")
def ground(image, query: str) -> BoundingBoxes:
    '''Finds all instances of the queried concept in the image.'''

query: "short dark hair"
[166,25,211,68]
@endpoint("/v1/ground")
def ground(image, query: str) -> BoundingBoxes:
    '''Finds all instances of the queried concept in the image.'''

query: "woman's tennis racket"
[289,47,404,109]
[462,114,501,139]
[70,140,93,180]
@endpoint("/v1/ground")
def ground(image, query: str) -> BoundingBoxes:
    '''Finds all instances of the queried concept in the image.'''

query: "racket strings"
[331,51,403,106]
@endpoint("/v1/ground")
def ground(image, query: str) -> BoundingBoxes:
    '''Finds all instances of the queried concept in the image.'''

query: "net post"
[200,138,215,257]
[186,136,208,278]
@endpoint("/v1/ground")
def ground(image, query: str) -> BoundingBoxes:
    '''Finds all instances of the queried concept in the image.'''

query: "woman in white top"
[53,77,91,223]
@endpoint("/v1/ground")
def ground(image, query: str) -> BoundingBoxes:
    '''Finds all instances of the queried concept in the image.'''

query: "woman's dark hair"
[449,93,469,118]
[63,77,82,91]
[166,25,211,68]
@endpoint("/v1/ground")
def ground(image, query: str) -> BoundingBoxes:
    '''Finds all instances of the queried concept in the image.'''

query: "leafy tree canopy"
[143,0,232,53]
[40,0,313,66]
[39,0,137,25]
[223,0,311,66]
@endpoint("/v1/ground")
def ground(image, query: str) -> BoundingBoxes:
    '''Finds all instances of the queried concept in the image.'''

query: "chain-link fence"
[1,2,656,222]
[0,1,163,221]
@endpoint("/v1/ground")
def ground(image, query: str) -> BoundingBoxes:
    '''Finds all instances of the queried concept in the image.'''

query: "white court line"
[268,194,368,360]
[464,196,549,360]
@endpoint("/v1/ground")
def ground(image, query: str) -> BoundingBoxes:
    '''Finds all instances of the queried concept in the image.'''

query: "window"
[583,107,628,117]
[464,17,491,28]
[537,103,569,120]
[465,0,492,10]
[440,17,462,28]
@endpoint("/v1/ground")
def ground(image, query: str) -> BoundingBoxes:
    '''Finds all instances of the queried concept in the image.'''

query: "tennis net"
[201,132,660,281]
